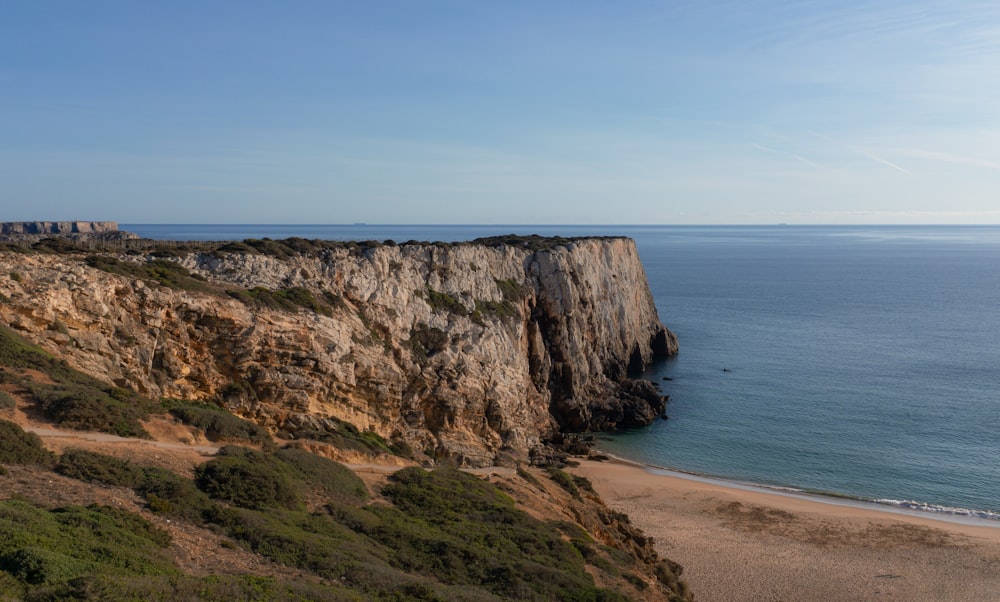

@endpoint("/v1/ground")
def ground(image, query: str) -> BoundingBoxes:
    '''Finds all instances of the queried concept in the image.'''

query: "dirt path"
[24,425,220,455]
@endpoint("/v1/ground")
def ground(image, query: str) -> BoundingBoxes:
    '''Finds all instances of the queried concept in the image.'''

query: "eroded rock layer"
[0,236,676,466]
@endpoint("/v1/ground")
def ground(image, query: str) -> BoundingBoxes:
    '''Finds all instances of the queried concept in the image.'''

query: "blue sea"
[124,224,1000,521]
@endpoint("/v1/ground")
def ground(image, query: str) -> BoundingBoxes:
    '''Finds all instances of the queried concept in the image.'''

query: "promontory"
[0,235,677,467]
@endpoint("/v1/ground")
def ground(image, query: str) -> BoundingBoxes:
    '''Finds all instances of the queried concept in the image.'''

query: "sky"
[2,1,999,225]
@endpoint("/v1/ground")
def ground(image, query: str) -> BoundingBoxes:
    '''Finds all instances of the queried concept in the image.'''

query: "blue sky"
[2,1,999,224]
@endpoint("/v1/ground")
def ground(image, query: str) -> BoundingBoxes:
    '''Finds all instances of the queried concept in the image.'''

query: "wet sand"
[571,458,1000,602]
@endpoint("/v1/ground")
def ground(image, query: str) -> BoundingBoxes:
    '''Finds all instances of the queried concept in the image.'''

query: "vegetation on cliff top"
[1,232,623,260]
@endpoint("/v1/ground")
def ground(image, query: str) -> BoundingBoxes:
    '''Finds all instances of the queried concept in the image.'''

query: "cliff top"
[0,232,629,256]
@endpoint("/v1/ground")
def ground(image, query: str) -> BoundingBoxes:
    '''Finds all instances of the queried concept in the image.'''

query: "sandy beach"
[570,458,1000,602]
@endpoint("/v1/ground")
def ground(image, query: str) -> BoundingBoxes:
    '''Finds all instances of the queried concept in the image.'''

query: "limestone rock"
[0,237,676,466]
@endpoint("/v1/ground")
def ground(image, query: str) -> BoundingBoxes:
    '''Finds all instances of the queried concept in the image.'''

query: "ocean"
[124,224,1000,521]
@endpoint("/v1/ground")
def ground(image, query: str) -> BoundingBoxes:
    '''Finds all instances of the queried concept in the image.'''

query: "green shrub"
[274,447,368,504]
[137,467,213,522]
[0,325,155,438]
[377,468,603,600]
[0,499,176,589]
[287,416,404,458]
[54,449,144,488]
[84,256,208,291]
[0,325,64,375]
[0,420,54,466]
[408,323,449,359]
[207,505,390,582]
[0,390,14,411]
[495,278,526,302]
[422,288,468,316]
[34,574,363,602]
[32,383,150,438]
[166,402,272,447]
[227,286,332,316]
[547,468,582,500]
[516,465,543,490]
[195,447,303,511]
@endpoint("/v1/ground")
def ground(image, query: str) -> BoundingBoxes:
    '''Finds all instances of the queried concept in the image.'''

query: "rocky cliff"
[0,236,676,466]
[0,221,119,235]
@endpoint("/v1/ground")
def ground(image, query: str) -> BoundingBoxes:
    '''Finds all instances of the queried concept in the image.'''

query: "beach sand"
[570,459,1000,602]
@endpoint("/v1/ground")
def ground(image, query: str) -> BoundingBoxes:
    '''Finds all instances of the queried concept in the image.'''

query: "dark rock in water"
[579,379,668,432]
[662,376,673,381]
[661,414,670,421]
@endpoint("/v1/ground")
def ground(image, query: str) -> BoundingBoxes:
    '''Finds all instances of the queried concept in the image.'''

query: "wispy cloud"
[901,149,1000,170]
[752,142,822,169]
[855,150,911,174]
[791,154,821,169]
[808,130,911,174]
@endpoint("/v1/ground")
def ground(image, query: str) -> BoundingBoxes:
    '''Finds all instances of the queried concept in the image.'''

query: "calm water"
[125,224,1000,519]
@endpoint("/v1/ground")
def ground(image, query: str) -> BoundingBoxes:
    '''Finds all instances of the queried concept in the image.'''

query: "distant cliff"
[0,236,676,466]
[0,221,119,235]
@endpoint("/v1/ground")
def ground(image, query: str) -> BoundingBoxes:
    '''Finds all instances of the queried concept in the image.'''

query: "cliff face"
[0,221,119,235]
[0,237,676,466]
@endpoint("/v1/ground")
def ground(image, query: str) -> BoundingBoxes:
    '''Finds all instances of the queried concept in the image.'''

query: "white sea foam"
[873,499,1000,521]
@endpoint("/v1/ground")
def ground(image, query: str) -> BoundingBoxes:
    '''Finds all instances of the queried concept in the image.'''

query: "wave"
[872,499,1000,522]
[604,452,1000,524]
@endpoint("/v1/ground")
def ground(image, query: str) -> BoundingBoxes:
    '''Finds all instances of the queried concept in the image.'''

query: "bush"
[0,326,154,438]
[0,420,54,466]
[422,288,468,316]
[137,467,213,522]
[34,574,362,602]
[377,468,603,600]
[33,383,150,438]
[286,416,404,458]
[195,447,303,511]
[547,468,582,500]
[0,390,14,411]
[274,447,368,504]
[226,287,332,316]
[54,449,144,488]
[0,499,176,589]
[84,256,208,292]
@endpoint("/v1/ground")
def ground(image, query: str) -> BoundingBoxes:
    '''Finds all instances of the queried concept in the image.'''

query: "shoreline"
[593,451,1000,528]
[571,457,1000,601]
